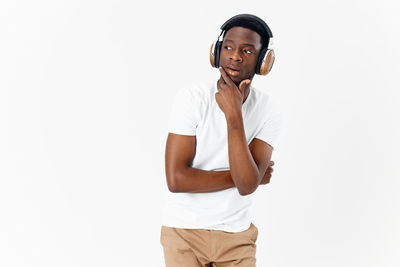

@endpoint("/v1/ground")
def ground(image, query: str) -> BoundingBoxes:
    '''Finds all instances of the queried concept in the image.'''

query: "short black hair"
[222,17,270,49]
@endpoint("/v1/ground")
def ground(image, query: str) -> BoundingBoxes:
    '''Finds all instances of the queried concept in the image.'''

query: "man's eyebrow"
[224,39,256,48]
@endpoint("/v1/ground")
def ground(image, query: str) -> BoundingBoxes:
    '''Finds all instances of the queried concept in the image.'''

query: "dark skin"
[165,26,275,195]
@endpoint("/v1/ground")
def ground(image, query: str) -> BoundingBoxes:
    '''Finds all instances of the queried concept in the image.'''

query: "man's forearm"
[226,115,260,195]
[171,168,235,193]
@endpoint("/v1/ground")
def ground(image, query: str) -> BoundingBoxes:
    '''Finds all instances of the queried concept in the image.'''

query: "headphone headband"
[220,14,273,39]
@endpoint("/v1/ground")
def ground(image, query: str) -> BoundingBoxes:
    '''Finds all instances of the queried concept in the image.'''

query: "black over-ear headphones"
[209,14,275,76]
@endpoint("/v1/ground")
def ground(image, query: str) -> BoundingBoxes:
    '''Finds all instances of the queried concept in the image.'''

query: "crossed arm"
[164,133,274,195]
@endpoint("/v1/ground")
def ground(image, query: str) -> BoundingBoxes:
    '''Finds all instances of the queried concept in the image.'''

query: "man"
[160,14,282,267]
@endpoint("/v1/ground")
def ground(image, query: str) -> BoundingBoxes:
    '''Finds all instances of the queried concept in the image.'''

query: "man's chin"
[230,76,244,85]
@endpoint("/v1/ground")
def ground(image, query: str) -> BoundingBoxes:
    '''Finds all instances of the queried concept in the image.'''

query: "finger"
[217,78,227,91]
[217,78,223,90]
[219,70,226,85]
[219,67,235,87]
[239,79,250,92]
[265,168,273,174]
[269,160,274,167]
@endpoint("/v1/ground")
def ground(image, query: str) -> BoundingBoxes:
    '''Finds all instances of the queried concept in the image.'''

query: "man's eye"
[224,46,232,50]
[244,49,253,54]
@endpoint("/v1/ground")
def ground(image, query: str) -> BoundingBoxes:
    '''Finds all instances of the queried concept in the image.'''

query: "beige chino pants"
[160,223,258,267]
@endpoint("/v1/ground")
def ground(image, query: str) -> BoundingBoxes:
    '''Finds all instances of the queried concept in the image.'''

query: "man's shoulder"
[250,86,282,117]
[250,85,271,102]
[247,85,273,110]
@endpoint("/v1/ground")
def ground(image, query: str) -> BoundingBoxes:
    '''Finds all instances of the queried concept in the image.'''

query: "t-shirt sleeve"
[255,99,284,150]
[167,87,201,136]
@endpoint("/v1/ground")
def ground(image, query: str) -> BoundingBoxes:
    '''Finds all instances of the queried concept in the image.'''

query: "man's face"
[219,26,263,85]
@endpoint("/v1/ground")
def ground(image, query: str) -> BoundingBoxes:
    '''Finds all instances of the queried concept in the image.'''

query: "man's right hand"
[260,160,274,185]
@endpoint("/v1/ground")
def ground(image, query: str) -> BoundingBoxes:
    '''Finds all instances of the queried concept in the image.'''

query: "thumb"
[239,79,251,92]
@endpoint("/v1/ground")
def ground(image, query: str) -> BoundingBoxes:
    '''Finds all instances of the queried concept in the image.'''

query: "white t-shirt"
[161,78,283,233]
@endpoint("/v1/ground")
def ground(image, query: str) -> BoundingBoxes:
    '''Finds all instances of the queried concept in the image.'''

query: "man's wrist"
[225,111,243,127]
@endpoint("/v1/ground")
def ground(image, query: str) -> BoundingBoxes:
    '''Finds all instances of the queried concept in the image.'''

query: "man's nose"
[230,49,242,62]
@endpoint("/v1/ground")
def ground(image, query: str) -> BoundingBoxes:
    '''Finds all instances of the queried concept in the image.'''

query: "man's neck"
[233,81,251,104]
[242,86,250,104]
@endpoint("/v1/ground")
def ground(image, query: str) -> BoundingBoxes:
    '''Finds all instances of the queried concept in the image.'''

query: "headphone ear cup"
[214,41,222,68]
[210,42,216,67]
[210,41,222,68]
[257,49,275,75]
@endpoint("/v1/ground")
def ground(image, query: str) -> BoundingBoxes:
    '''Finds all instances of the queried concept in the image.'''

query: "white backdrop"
[1,0,399,266]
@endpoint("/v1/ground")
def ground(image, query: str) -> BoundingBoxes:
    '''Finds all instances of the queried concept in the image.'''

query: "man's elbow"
[166,175,179,193]
[237,182,258,196]
[165,170,184,193]
[234,173,260,196]
[238,187,257,196]
[167,182,179,193]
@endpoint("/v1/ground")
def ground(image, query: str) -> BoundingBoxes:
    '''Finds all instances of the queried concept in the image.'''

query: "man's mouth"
[225,66,240,77]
